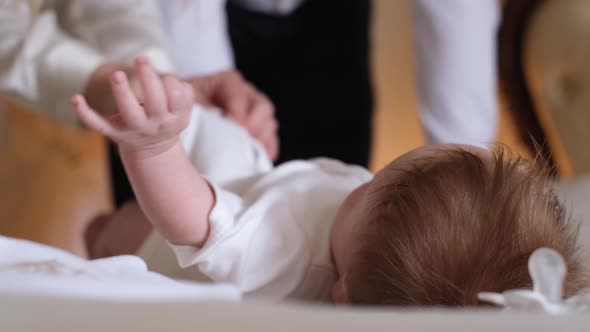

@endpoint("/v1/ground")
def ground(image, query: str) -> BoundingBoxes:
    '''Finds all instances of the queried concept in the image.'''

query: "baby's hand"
[72,57,194,158]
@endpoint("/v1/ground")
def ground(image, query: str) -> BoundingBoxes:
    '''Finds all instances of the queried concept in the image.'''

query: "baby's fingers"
[72,95,116,137]
[110,71,146,128]
[135,56,167,116]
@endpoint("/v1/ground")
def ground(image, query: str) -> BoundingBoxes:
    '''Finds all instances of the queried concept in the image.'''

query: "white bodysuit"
[138,106,373,302]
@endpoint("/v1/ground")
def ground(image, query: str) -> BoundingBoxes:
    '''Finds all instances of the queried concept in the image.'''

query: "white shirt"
[0,0,175,126]
[231,0,304,15]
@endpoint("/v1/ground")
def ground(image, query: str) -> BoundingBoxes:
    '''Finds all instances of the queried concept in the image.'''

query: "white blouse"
[0,0,175,126]
[231,0,305,15]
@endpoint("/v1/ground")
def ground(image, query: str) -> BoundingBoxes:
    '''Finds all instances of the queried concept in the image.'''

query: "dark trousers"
[110,0,374,207]
[227,0,374,166]
[109,143,133,207]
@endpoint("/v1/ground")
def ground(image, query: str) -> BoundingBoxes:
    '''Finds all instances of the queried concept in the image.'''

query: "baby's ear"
[331,275,350,304]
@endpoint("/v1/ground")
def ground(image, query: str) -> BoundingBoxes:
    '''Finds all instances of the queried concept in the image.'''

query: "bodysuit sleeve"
[169,183,310,300]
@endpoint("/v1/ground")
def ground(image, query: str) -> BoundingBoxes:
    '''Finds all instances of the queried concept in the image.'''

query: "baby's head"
[330,144,587,306]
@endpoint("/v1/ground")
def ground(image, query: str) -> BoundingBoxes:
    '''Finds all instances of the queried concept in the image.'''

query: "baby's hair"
[346,147,587,306]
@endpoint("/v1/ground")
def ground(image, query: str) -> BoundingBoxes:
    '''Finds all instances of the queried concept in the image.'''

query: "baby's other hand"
[72,57,194,158]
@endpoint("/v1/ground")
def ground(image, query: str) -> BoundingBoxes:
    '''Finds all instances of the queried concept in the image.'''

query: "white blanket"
[0,236,240,302]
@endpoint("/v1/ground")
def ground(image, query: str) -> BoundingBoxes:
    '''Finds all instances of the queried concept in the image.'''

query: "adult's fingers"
[246,93,275,138]
[264,115,279,158]
[260,125,279,161]
[224,93,250,126]
[218,77,252,125]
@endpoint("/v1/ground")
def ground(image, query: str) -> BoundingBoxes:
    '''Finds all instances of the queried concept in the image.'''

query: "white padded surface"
[556,175,590,261]
[3,296,590,332]
[3,177,590,330]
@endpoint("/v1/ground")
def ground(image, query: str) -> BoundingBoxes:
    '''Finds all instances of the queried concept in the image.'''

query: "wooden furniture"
[0,96,110,257]
[500,0,590,177]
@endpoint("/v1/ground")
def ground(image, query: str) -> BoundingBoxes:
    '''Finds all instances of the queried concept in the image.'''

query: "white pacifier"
[478,247,590,314]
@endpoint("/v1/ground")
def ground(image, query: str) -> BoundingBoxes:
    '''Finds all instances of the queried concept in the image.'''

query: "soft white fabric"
[180,104,273,186]
[0,236,240,302]
[0,0,175,126]
[156,0,233,78]
[140,105,372,302]
[138,104,272,283]
[170,159,372,302]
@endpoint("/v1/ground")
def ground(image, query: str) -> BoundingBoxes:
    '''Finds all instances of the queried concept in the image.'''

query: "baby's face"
[329,144,492,303]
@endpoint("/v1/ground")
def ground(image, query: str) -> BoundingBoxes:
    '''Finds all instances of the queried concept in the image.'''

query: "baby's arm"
[72,57,213,247]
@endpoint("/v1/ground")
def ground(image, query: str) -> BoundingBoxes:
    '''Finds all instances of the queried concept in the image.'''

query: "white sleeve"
[180,105,272,186]
[169,184,309,300]
[156,0,234,78]
[0,0,174,126]
[412,0,500,146]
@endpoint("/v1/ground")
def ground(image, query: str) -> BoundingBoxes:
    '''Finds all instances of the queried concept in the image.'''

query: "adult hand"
[190,70,279,161]
[84,62,142,117]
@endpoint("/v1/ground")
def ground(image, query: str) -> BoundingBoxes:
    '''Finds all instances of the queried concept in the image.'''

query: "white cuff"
[169,183,243,268]
[135,47,176,74]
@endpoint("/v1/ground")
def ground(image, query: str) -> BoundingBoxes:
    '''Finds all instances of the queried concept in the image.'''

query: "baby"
[73,57,587,305]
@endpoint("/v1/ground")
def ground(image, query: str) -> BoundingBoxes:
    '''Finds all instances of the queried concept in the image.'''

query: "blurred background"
[0,0,584,255]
